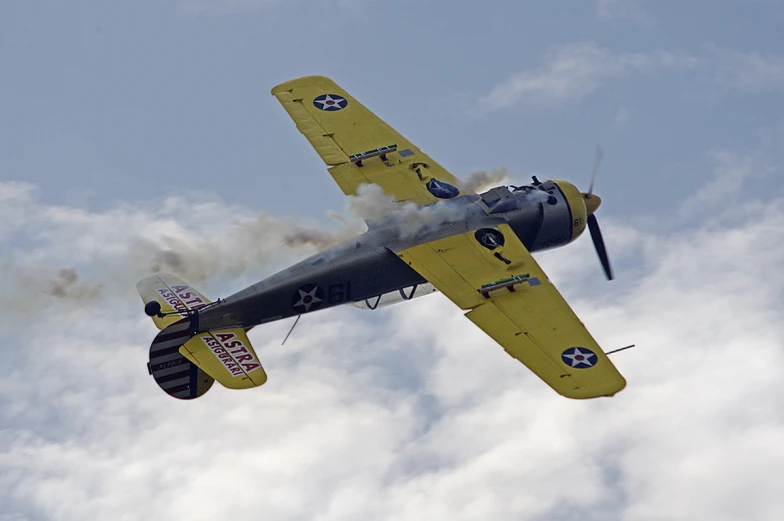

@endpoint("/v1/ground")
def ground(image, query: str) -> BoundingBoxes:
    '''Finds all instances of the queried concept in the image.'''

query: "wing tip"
[271,75,337,96]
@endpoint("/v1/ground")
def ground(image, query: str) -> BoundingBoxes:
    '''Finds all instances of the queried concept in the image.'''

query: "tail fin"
[148,318,215,400]
[139,274,268,399]
[137,273,211,330]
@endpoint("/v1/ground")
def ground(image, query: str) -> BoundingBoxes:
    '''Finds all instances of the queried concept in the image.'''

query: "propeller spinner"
[582,146,613,281]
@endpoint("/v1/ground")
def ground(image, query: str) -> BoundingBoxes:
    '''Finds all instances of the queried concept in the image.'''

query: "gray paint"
[194,179,578,333]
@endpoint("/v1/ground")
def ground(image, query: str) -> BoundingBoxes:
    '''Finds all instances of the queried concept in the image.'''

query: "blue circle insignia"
[561,347,598,369]
[426,178,460,199]
[292,284,325,313]
[313,94,348,111]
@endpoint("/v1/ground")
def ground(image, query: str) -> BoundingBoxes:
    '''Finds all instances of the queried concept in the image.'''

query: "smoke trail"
[0,184,366,319]
[122,211,365,285]
[458,167,512,193]
[346,183,403,222]
[0,168,511,318]
[346,184,470,238]
[45,268,103,300]
[515,185,552,204]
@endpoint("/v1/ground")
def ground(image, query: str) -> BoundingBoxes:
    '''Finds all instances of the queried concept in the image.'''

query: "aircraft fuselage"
[194,179,588,333]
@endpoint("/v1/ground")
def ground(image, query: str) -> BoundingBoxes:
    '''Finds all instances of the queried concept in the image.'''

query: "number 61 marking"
[327,282,352,304]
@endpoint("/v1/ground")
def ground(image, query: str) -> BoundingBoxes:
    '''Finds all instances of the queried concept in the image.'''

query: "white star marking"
[315,95,345,110]
[562,348,596,368]
[294,287,323,312]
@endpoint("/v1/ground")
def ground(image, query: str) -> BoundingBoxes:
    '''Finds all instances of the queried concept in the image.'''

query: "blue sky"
[2,1,784,520]
[3,0,783,219]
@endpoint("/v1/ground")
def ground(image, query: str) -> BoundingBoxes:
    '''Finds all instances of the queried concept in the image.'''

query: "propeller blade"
[587,213,613,280]
[587,145,604,198]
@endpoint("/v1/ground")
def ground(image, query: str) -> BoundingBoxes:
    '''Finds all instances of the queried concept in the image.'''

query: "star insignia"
[313,94,347,111]
[293,286,323,312]
[561,347,598,369]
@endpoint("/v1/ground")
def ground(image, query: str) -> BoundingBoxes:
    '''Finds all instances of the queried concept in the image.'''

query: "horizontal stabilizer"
[181,328,267,389]
[137,273,212,330]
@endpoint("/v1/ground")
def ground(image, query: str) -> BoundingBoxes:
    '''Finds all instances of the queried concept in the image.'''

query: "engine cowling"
[502,179,588,253]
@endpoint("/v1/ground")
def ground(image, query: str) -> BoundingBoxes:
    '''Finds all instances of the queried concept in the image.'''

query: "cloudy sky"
[2,0,784,519]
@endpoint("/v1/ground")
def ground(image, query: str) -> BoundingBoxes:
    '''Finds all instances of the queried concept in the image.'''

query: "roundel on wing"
[426,178,460,199]
[292,284,325,313]
[313,94,348,111]
[561,347,598,369]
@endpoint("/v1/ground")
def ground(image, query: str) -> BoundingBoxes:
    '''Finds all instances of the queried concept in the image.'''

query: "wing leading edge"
[397,224,626,399]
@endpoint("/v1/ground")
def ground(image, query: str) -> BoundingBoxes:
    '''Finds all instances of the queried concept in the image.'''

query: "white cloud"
[2,150,784,520]
[479,41,698,111]
[480,42,784,113]
[713,48,784,93]
[0,182,367,331]
[681,148,776,218]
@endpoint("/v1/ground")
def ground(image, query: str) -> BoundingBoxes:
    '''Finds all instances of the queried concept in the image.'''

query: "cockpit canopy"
[478,178,560,215]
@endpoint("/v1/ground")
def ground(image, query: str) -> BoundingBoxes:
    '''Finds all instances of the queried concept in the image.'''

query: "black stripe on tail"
[148,317,213,400]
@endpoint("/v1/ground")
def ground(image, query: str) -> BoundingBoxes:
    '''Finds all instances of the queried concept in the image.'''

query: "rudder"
[148,318,215,400]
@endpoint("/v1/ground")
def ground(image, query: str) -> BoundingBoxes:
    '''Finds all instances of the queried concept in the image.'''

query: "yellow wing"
[397,224,626,399]
[271,75,470,206]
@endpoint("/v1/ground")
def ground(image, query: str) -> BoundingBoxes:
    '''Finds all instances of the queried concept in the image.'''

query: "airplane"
[137,76,627,401]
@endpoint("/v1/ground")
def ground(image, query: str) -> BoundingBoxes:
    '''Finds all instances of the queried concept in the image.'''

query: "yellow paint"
[180,328,267,390]
[136,274,212,330]
[400,224,626,399]
[272,75,625,399]
[583,193,602,216]
[272,76,470,206]
[552,179,588,242]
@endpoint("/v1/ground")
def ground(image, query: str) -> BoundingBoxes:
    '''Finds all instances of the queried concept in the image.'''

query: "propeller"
[582,146,613,280]
[586,145,603,198]
[587,213,613,280]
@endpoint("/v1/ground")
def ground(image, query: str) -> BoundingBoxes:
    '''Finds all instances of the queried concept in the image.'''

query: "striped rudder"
[148,317,214,400]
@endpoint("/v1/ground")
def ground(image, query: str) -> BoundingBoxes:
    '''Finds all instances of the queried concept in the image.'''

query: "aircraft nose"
[582,193,602,215]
